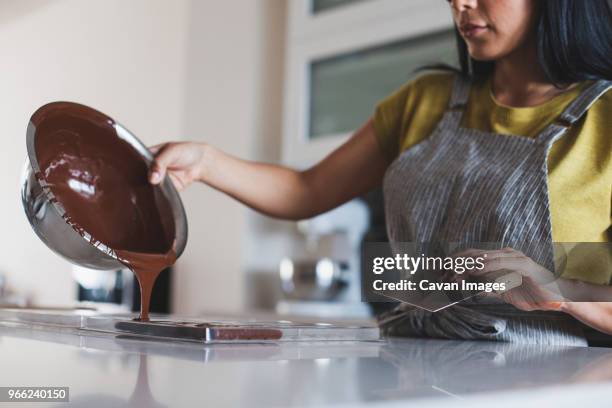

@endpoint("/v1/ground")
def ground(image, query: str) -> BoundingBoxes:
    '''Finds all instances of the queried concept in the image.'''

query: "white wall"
[174,0,289,314]
[0,0,288,314]
[0,0,189,306]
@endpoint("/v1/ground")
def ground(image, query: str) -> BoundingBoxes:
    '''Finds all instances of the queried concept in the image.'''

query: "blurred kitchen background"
[0,0,455,319]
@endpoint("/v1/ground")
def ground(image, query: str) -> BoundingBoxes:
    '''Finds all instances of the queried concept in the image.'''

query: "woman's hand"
[459,247,566,312]
[453,248,612,335]
[148,142,209,191]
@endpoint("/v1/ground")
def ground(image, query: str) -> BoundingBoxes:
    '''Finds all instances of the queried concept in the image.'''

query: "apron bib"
[380,75,612,346]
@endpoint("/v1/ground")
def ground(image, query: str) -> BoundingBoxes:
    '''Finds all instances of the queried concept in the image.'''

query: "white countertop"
[1,322,612,407]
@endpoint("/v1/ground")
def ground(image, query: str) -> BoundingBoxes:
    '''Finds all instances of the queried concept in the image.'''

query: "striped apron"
[379,75,612,346]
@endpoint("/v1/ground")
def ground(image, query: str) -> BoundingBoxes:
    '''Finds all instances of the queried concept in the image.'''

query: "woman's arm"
[149,118,389,220]
[549,279,612,335]
[561,302,612,335]
[461,248,612,334]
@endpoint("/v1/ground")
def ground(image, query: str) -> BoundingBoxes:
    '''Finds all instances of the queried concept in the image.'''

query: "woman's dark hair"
[441,0,612,86]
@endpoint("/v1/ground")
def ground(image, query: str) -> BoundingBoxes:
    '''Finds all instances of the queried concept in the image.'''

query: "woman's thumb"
[149,164,165,184]
[148,144,172,184]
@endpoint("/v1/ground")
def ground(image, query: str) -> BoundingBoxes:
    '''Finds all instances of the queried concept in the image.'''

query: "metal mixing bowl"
[21,102,188,270]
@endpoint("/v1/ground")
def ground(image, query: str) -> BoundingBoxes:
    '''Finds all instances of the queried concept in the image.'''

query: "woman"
[149,0,612,345]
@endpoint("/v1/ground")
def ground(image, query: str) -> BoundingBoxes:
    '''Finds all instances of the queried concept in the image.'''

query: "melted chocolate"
[32,102,176,321]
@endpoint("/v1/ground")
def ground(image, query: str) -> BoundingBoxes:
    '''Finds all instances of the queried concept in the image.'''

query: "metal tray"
[0,308,380,343]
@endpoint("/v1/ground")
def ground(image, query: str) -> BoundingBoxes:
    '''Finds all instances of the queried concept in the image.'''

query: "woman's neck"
[492,41,575,107]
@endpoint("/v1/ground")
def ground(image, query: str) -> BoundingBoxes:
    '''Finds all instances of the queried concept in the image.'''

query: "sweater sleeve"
[372,81,413,161]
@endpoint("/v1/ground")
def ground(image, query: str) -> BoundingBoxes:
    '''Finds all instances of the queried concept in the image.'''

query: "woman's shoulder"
[373,71,456,160]
[579,80,612,111]
[584,84,612,165]
[581,82,612,135]
[378,71,455,118]
[397,70,456,101]
[375,70,456,127]
[591,83,612,111]
[410,70,456,90]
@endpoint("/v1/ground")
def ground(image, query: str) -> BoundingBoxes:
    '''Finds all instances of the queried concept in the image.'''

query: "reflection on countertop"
[1,325,612,407]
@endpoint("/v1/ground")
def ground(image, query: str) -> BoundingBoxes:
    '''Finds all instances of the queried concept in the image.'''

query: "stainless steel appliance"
[277,200,372,318]
[73,266,172,315]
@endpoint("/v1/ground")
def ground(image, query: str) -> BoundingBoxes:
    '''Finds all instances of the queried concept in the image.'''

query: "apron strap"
[449,74,472,110]
[536,80,612,145]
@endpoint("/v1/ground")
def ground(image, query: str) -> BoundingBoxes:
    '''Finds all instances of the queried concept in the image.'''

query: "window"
[309,29,456,139]
[312,0,370,14]
[283,0,455,166]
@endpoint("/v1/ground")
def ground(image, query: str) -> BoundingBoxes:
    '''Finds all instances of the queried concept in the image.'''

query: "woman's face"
[449,0,539,61]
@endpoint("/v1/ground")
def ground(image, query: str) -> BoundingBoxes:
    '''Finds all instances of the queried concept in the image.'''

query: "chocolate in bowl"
[22,102,188,321]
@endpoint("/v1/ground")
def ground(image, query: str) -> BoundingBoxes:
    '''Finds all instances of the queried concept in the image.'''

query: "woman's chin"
[467,47,500,63]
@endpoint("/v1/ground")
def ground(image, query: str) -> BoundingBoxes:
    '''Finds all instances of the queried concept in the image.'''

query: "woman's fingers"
[148,143,168,184]
[480,257,529,273]
[148,143,167,155]
[482,249,523,259]
[147,141,203,191]
[452,248,534,277]
[453,247,520,259]
[149,164,164,184]
[149,143,177,184]
[451,248,484,258]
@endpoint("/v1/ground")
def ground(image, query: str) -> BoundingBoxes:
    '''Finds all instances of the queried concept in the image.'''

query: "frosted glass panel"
[312,0,370,13]
[309,30,457,139]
